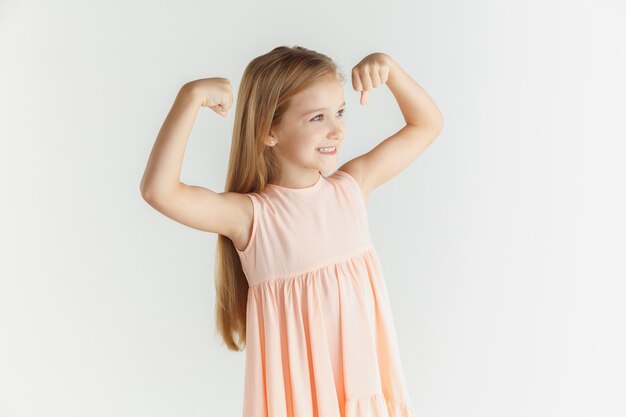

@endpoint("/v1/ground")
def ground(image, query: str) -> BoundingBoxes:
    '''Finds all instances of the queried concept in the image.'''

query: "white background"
[1,0,624,416]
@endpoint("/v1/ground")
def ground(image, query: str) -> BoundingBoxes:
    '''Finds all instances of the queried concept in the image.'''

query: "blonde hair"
[214,45,345,351]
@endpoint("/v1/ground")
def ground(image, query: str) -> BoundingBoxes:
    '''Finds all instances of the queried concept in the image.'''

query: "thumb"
[212,105,227,116]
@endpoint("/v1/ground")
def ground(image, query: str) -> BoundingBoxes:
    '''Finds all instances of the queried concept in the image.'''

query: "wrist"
[179,82,203,107]
[386,57,403,87]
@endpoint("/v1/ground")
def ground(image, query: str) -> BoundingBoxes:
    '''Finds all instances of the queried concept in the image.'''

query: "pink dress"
[235,169,416,417]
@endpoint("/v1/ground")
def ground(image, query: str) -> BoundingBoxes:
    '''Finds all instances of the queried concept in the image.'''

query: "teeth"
[316,146,336,153]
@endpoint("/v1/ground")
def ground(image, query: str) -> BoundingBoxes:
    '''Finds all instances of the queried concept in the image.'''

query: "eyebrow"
[301,101,346,117]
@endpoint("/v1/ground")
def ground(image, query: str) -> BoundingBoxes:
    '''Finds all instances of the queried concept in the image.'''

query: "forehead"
[289,78,344,110]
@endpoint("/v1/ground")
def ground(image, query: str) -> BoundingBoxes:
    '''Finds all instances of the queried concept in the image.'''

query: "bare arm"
[139,80,251,246]
[139,83,201,198]
[339,53,444,199]
[385,55,444,128]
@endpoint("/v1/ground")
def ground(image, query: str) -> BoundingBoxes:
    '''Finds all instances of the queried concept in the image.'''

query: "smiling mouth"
[316,146,337,154]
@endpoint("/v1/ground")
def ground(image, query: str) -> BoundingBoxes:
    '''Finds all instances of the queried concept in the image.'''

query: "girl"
[140,46,443,417]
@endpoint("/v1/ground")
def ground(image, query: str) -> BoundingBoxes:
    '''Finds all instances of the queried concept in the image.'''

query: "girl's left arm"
[339,52,443,199]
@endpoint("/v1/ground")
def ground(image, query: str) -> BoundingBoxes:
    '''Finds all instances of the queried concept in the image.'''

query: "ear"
[266,133,277,146]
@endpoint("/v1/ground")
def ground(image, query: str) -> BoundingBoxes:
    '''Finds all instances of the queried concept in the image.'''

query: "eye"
[311,108,346,122]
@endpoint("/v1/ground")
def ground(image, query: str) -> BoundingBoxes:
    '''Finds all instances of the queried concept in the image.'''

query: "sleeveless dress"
[235,169,416,417]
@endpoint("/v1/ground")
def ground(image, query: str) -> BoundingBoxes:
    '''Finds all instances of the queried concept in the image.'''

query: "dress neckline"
[265,172,325,193]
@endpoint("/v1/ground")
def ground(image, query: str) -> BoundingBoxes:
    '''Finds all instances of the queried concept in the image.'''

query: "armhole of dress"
[236,193,258,255]
[335,169,368,209]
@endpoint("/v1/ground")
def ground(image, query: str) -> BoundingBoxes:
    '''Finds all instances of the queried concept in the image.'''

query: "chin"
[320,162,338,172]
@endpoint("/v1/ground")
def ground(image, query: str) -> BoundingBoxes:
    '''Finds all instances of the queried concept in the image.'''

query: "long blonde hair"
[214,45,346,351]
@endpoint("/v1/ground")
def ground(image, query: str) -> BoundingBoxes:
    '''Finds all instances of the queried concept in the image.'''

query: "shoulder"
[335,163,370,205]
[223,191,257,252]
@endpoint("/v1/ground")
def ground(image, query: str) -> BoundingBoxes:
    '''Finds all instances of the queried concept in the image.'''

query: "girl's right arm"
[139,79,252,251]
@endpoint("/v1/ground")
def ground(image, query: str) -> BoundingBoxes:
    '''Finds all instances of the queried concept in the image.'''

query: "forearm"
[385,55,444,128]
[140,84,202,199]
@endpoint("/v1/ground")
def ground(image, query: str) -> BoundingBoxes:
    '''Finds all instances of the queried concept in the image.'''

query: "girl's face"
[269,75,346,180]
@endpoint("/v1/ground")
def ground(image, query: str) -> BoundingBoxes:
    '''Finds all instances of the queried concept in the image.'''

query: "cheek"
[283,142,310,159]
[286,135,318,155]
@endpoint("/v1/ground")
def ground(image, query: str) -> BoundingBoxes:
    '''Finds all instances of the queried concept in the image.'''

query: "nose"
[328,119,345,140]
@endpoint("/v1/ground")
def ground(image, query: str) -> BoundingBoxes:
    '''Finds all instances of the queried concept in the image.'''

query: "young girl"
[140,45,443,417]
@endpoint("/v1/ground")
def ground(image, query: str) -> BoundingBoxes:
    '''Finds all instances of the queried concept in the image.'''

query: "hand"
[351,52,393,105]
[184,77,233,117]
